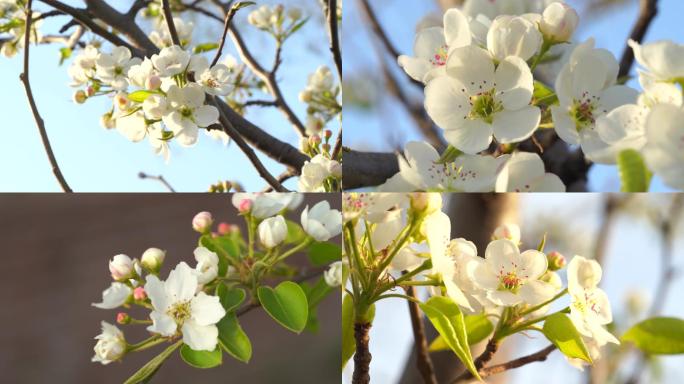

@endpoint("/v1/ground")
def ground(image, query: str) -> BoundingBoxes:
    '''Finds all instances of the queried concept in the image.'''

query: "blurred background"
[0,193,341,383]
[343,193,684,384]
[0,0,335,192]
[343,0,682,192]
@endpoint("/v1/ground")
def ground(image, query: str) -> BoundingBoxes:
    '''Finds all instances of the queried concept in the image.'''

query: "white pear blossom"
[194,247,219,285]
[324,261,344,287]
[145,262,226,351]
[231,193,289,218]
[425,45,540,154]
[248,5,274,29]
[127,58,158,89]
[68,45,100,86]
[471,239,555,306]
[398,8,473,83]
[109,254,135,281]
[115,110,148,143]
[462,0,555,19]
[142,94,169,120]
[642,104,684,190]
[150,17,194,48]
[487,15,543,61]
[567,256,619,346]
[258,215,288,248]
[163,84,219,146]
[379,141,509,192]
[492,223,521,244]
[342,192,409,223]
[540,2,579,43]
[148,124,171,162]
[495,152,565,192]
[151,45,191,77]
[95,46,141,91]
[299,154,340,192]
[301,201,342,241]
[551,39,639,163]
[92,282,132,309]
[628,39,684,83]
[92,322,126,365]
[190,56,233,96]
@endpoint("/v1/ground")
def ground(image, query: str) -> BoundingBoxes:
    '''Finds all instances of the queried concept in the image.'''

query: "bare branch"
[326,0,342,80]
[161,0,181,46]
[20,0,72,193]
[618,0,659,79]
[342,150,398,189]
[261,170,296,192]
[138,172,176,192]
[404,285,437,384]
[452,344,556,383]
[332,127,343,160]
[210,1,250,68]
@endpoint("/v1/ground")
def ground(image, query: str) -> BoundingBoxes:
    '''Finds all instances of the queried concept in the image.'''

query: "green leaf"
[128,90,156,103]
[542,313,592,363]
[257,281,309,333]
[285,220,306,244]
[420,296,480,380]
[193,42,219,54]
[341,294,355,369]
[216,284,246,312]
[288,18,309,36]
[622,317,684,355]
[429,314,494,351]
[617,149,652,192]
[217,312,252,363]
[533,80,558,106]
[301,278,334,333]
[179,345,222,368]
[307,242,342,266]
[59,47,72,66]
[123,341,182,384]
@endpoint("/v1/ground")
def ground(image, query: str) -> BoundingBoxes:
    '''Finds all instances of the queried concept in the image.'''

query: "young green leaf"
[419,296,480,380]
[617,149,652,192]
[436,145,463,164]
[542,313,592,363]
[342,294,355,369]
[127,90,157,103]
[216,284,246,312]
[257,281,309,333]
[123,340,182,384]
[217,312,252,363]
[622,317,684,354]
[533,80,558,106]
[429,314,494,351]
[308,242,342,266]
[179,345,222,369]
[193,42,219,54]
[285,219,306,244]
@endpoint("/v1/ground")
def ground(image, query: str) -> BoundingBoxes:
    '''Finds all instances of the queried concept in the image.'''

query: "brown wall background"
[0,194,341,384]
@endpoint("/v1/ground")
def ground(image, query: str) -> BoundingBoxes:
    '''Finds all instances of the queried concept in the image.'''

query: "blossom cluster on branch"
[374,0,684,192]
[91,193,342,382]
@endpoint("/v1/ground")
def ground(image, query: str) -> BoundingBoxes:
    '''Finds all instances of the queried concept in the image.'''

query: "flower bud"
[238,199,252,214]
[324,129,333,139]
[409,193,442,216]
[288,7,302,21]
[114,92,130,110]
[540,2,579,43]
[540,270,562,290]
[324,261,344,287]
[487,15,543,61]
[546,251,566,271]
[141,247,165,272]
[73,90,87,104]
[257,215,287,248]
[192,211,213,233]
[492,224,521,244]
[100,112,115,130]
[116,312,131,325]
[109,254,134,281]
[92,322,126,365]
[310,134,322,145]
[299,90,312,103]
[218,222,239,235]
[133,287,147,301]
[87,86,96,97]
[145,75,162,90]
[328,160,342,178]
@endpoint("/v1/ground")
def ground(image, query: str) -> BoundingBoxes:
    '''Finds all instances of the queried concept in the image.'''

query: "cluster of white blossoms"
[92,194,342,366]
[67,41,246,160]
[343,192,618,368]
[390,0,684,191]
[247,3,305,41]
[0,0,42,58]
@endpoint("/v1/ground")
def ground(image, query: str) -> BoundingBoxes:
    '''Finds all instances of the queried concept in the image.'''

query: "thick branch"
[84,0,157,53]
[618,0,659,79]
[404,286,438,384]
[20,0,72,193]
[160,0,181,46]
[342,150,398,189]
[327,0,342,80]
[352,322,372,384]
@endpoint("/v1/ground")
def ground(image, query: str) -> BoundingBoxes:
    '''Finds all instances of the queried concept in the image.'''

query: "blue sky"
[343,0,682,192]
[0,0,333,192]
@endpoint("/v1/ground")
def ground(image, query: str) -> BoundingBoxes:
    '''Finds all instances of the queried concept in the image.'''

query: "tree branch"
[138,172,176,192]
[326,0,342,80]
[353,322,372,384]
[20,0,72,193]
[452,344,555,383]
[404,285,438,384]
[261,170,296,192]
[160,0,181,46]
[618,0,659,79]
[342,150,398,189]
[210,1,246,68]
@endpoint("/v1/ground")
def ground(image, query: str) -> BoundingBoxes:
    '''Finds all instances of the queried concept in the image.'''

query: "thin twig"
[618,0,659,78]
[160,0,181,46]
[332,127,343,160]
[451,344,555,383]
[261,170,296,192]
[20,0,72,192]
[138,172,176,192]
[243,99,278,107]
[403,284,438,384]
[210,1,250,68]
[326,0,342,80]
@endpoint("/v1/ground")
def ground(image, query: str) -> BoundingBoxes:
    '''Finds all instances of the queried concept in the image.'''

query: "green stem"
[374,293,422,304]
[502,306,570,338]
[346,222,369,289]
[374,218,417,281]
[271,237,313,264]
[246,215,256,260]
[377,260,432,293]
[518,288,568,318]
[127,335,167,353]
[530,41,552,72]
[397,279,440,287]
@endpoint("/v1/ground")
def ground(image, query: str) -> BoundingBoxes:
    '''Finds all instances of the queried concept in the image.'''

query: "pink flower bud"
[133,287,147,301]
[73,90,87,104]
[116,312,131,324]
[217,222,231,235]
[87,86,96,97]
[547,251,566,271]
[324,130,333,139]
[310,134,321,144]
[238,199,252,213]
[115,92,130,110]
[146,75,162,90]
[109,254,134,281]
[192,211,213,233]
